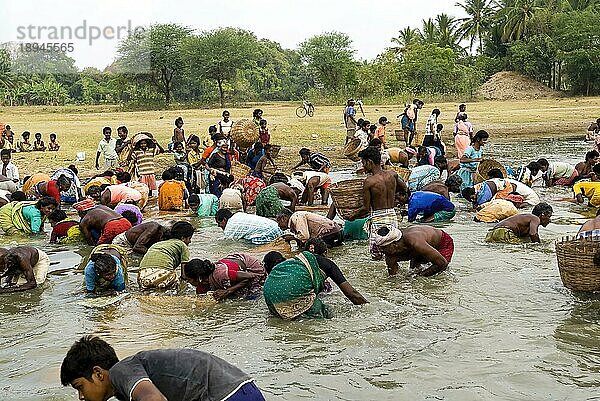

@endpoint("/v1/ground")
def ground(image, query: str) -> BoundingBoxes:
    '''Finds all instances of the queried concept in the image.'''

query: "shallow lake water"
[3,135,600,400]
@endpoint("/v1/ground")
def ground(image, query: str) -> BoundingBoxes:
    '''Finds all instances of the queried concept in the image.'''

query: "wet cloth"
[111,232,132,252]
[158,180,186,211]
[108,349,257,401]
[492,178,540,206]
[84,244,128,292]
[408,165,441,191]
[408,191,455,222]
[59,225,85,245]
[372,225,403,247]
[108,185,142,205]
[438,231,454,262]
[205,253,266,299]
[219,188,244,212]
[289,211,342,243]
[263,251,329,320]
[457,145,483,190]
[303,171,332,189]
[23,173,51,196]
[368,208,399,260]
[195,194,219,217]
[125,182,149,210]
[138,239,190,289]
[545,161,576,185]
[343,217,369,240]
[27,180,61,204]
[572,181,600,207]
[50,219,79,242]
[577,229,600,239]
[98,218,133,245]
[425,210,457,222]
[3,250,50,287]
[473,181,494,205]
[255,186,283,217]
[114,204,143,226]
[475,199,518,223]
[0,201,43,234]
[84,176,113,194]
[234,176,266,206]
[223,212,282,245]
[485,227,523,244]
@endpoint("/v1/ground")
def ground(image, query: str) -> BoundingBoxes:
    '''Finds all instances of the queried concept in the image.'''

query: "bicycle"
[296,100,315,118]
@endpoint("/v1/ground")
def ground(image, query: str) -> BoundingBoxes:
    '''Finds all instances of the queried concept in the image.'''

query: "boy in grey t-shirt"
[61,336,265,401]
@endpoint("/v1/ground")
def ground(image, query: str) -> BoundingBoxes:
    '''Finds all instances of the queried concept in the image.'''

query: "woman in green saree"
[262,250,368,319]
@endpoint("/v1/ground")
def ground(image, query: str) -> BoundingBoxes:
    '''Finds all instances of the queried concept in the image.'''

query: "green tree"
[420,18,439,44]
[298,32,356,94]
[0,49,13,90]
[391,27,421,52]
[456,0,497,53]
[435,14,462,50]
[500,0,543,41]
[508,35,556,85]
[118,23,192,105]
[181,27,260,107]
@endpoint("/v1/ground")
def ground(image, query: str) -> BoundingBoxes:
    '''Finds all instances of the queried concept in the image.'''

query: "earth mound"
[477,71,562,100]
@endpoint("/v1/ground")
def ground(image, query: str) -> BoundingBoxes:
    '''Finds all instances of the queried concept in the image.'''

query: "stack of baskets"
[230,119,258,149]
[385,165,411,181]
[556,236,600,291]
[344,138,363,162]
[474,159,506,184]
[230,160,251,179]
[329,179,365,220]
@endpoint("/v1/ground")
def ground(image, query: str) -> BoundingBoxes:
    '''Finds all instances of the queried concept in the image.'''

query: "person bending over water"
[0,246,50,293]
[78,204,132,246]
[61,335,265,401]
[577,209,600,238]
[111,221,170,255]
[486,202,553,244]
[374,225,454,276]
[84,245,128,294]
[262,250,368,319]
[183,254,266,300]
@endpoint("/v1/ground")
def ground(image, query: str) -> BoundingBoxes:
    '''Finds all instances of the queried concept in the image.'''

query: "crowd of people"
[2,103,600,400]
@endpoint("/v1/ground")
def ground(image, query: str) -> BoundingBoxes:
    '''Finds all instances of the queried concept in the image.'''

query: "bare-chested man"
[270,182,298,211]
[0,246,50,293]
[348,146,409,260]
[79,205,133,246]
[375,225,454,276]
[112,221,170,254]
[486,202,553,244]
[301,171,331,206]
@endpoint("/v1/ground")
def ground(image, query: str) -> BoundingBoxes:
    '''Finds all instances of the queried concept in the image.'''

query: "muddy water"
[3,136,600,400]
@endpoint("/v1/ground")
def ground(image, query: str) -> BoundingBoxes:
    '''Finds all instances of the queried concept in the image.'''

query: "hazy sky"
[2,0,463,69]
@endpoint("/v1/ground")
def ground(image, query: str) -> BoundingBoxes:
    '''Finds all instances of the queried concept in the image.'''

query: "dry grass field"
[0,96,598,179]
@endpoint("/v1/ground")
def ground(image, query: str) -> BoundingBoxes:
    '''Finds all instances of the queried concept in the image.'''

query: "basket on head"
[230,160,251,180]
[344,138,363,162]
[475,159,506,184]
[230,119,258,149]
[556,236,600,291]
[329,179,365,220]
[270,145,281,158]
[385,165,411,181]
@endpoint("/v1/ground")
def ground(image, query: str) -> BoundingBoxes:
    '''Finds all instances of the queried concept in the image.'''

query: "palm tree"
[501,0,542,42]
[391,27,421,52]
[435,14,462,50]
[456,0,497,54]
[420,18,439,44]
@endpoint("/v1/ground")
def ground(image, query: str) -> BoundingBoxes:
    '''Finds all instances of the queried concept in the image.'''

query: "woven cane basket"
[230,161,251,179]
[344,138,363,162]
[385,165,411,181]
[270,145,281,158]
[230,119,258,148]
[329,179,365,220]
[556,237,600,291]
[474,159,506,184]
[394,129,403,141]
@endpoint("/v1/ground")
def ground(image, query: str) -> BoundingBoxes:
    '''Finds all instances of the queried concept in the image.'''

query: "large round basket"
[394,129,403,141]
[385,165,411,181]
[344,138,363,162]
[230,160,251,179]
[474,159,506,184]
[329,179,365,220]
[556,237,600,291]
[230,119,258,149]
[412,131,424,147]
[270,145,281,158]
